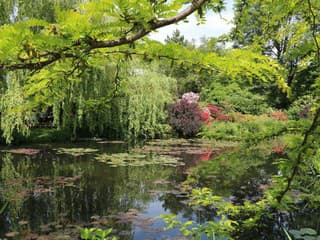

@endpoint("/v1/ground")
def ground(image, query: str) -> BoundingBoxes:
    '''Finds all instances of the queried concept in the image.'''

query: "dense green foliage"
[110,64,175,140]
[202,82,269,114]
[232,0,320,107]
[0,0,319,239]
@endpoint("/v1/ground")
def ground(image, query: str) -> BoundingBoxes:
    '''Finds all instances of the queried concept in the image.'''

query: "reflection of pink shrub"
[199,146,213,161]
[271,145,286,153]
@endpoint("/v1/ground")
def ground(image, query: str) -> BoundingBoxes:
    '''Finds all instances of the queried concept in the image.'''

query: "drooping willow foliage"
[108,63,176,140]
[0,59,176,143]
[0,72,34,143]
[75,61,176,141]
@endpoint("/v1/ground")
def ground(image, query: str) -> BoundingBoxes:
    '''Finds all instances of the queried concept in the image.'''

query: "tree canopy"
[0,0,291,143]
[0,0,224,71]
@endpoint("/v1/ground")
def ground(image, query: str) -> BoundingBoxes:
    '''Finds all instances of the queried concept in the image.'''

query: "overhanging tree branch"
[0,0,209,71]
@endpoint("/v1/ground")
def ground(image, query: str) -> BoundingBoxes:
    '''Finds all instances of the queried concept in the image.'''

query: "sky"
[149,0,234,45]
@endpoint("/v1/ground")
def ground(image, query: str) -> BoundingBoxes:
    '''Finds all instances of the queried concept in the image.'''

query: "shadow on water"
[0,139,318,239]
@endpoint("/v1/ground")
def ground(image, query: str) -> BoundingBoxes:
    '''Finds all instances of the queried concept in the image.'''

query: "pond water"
[0,139,318,239]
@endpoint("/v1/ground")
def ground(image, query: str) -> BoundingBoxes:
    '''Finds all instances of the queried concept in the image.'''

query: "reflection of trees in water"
[0,153,31,235]
[0,142,281,238]
[188,147,277,201]
[166,147,289,240]
[280,209,320,233]
[0,149,183,236]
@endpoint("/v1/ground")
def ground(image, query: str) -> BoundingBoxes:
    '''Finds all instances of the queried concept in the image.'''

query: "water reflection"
[0,142,191,239]
[0,140,316,239]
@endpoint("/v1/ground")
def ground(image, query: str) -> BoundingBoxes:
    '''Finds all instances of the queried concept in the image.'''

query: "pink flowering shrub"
[182,92,200,104]
[168,93,228,137]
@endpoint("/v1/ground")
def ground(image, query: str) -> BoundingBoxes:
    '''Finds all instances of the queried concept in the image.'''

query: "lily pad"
[5,232,20,237]
[1,148,40,155]
[55,148,99,156]
[300,228,318,236]
[95,152,184,167]
[18,220,29,226]
[289,228,319,240]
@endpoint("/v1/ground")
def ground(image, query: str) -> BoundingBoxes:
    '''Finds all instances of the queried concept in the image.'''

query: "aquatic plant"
[0,148,40,155]
[95,153,184,167]
[79,227,116,240]
[284,228,320,240]
[55,148,99,156]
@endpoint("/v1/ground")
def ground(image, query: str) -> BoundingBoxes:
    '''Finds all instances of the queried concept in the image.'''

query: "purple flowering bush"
[168,93,203,137]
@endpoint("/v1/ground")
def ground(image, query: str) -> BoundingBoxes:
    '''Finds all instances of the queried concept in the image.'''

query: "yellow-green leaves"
[140,40,288,92]
[0,75,33,143]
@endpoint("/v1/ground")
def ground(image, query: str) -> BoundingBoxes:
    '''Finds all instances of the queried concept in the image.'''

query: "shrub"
[286,95,316,120]
[200,114,288,142]
[202,83,270,115]
[201,108,212,125]
[182,92,200,103]
[168,98,203,138]
[168,93,229,137]
[207,104,229,121]
[270,110,288,121]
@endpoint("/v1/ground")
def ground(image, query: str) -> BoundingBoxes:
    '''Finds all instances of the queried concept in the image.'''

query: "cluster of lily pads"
[54,148,99,156]
[286,228,320,240]
[95,153,184,167]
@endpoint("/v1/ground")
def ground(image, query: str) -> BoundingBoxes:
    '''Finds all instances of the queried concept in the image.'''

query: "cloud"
[149,0,234,45]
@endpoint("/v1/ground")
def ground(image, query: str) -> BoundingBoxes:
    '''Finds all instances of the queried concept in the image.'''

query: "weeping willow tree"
[0,0,319,238]
[53,60,177,141]
[0,72,34,143]
[109,62,176,140]
[0,0,82,25]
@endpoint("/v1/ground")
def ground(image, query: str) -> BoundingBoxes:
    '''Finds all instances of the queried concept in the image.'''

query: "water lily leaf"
[1,148,40,155]
[289,230,302,238]
[95,152,184,167]
[5,232,20,237]
[55,148,98,156]
[300,228,317,236]
[302,236,317,240]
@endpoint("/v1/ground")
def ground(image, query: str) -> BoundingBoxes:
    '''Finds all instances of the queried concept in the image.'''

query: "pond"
[0,139,318,239]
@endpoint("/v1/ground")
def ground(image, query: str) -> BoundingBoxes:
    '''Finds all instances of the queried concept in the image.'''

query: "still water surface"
[0,140,318,239]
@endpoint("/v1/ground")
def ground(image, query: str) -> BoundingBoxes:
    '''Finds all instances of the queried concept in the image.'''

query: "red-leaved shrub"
[271,145,286,154]
[270,110,288,121]
[201,109,212,125]
[207,104,229,121]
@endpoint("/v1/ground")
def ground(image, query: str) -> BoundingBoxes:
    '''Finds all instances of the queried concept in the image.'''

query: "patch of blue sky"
[149,0,234,45]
